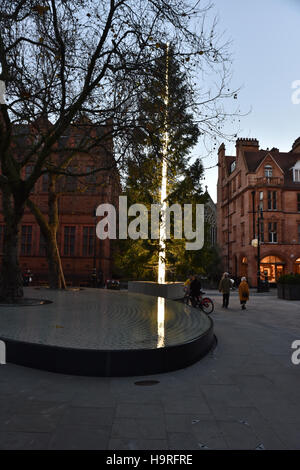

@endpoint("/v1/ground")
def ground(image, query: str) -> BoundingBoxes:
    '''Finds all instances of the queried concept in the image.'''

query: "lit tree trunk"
[45,229,66,290]
[0,190,24,301]
[47,178,66,289]
[27,176,66,290]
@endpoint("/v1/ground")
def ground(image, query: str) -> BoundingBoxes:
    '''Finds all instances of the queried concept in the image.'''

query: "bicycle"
[183,291,214,315]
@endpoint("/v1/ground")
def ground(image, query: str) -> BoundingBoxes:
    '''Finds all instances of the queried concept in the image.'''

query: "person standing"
[183,273,193,296]
[23,268,33,287]
[218,272,231,308]
[238,277,250,310]
[189,275,202,306]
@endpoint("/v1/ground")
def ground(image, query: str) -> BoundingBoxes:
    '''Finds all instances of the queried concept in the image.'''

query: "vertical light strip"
[158,43,169,285]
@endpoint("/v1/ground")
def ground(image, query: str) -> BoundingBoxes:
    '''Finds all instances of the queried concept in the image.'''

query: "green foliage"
[277,273,300,285]
[130,45,200,187]
[114,47,219,281]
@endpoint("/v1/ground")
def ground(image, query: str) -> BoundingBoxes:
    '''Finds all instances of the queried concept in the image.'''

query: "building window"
[21,225,32,255]
[267,191,277,210]
[268,222,278,243]
[0,225,5,253]
[294,169,300,182]
[230,161,236,173]
[298,194,300,212]
[39,232,47,256]
[63,226,76,256]
[65,167,77,192]
[241,194,244,216]
[233,226,236,241]
[241,223,245,246]
[273,192,277,209]
[85,166,97,192]
[42,173,49,192]
[82,227,95,256]
[298,224,300,244]
[259,191,263,210]
[265,165,273,178]
[25,166,34,193]
[210,226,216,246]
[232,177,236,193]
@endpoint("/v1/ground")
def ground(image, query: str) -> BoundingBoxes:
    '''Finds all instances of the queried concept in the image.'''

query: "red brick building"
[217,137,300,286]
[0,118,120,285]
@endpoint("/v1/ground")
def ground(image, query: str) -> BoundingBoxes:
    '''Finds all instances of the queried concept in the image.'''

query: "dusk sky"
[199,0,300,201]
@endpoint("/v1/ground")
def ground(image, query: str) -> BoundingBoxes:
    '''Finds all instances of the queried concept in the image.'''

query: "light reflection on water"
[157,296,165,348]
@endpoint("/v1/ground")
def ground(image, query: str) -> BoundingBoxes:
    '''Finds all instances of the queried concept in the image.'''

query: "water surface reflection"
[157,296,165,348]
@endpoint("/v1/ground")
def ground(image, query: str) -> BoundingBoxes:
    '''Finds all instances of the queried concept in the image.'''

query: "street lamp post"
[251,191,256,240]
[256,206,263,293]
[93,207,97,272]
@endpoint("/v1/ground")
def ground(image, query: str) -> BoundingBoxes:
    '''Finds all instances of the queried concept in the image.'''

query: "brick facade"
[217,138,300,286]
[0,119,120,286]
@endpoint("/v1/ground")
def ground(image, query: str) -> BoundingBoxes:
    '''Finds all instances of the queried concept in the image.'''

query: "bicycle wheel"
[200,297,214,314]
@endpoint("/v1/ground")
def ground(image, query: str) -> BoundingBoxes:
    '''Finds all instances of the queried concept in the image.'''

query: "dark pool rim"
[0,317,214,377]
[0,298,53,307]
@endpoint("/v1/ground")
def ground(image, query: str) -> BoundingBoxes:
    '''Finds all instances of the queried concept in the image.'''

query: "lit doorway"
[294,258,300,274]
[260,256,285,283]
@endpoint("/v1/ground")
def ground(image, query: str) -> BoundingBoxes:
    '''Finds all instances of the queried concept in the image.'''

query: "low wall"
[128,281,184,300]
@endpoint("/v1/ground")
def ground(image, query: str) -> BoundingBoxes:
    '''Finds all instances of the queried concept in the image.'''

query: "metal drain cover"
[134,380,160,386]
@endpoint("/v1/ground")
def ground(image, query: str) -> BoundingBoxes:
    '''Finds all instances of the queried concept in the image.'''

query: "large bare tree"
[0,0,237,301]
[25,117,117,289]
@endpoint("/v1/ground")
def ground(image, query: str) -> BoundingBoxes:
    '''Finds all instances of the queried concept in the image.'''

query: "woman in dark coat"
[218,272,231,308]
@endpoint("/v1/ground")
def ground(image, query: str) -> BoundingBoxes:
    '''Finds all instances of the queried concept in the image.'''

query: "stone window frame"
[267,191,277,210]
[264,164,273,178]
[268,222,278,244]
[292,161,300,182]
[21,225,33,256]
[63,226,76,256]
[82,226,95,257]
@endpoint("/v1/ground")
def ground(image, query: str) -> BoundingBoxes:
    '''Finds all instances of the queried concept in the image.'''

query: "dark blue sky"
[200,0,300,200]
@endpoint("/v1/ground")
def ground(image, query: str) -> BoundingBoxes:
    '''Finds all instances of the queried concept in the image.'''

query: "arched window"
[265,165,273,178]
[261,256,283,264]
[241,257,248,264]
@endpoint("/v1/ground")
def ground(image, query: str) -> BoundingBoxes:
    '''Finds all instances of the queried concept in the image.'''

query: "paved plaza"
[0,287,300,450]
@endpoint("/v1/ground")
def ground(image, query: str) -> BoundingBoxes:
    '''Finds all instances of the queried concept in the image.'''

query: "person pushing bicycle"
[189,275,202,306]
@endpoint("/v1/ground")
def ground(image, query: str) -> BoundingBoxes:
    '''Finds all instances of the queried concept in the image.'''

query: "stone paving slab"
[0,287,300,449]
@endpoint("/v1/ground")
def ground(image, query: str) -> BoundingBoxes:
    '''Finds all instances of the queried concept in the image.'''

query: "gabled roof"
[244,150,300,187]
[255,152,284,174]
